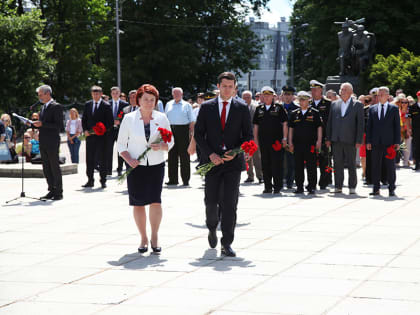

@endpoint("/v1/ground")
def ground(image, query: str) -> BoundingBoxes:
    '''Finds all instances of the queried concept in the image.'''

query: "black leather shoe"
[370,191,380,196]
[138,245,148,253]
[293,189,304,194]
[101,182,107,189]
[262,189,272,194]
[82,182,94,188]
[40,192,54,200]
[208,230,217,248]
[273,189,281,194]
[150,241,161,254]
[51,195,63,200]
[244,177,254,183]
[320,186,327,190]
[182,182,189,186]
[389,190,395,197]
[165,181,178,185]
[221,246,236,257]
[308,189,315,195]
[258,178,264,184]
[117,171,122,176]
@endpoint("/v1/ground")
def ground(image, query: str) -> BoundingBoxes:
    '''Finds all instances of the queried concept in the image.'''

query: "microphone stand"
[6,122,45,204]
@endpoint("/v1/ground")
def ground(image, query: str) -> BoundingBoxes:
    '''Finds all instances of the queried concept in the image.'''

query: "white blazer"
[117,109,174,166]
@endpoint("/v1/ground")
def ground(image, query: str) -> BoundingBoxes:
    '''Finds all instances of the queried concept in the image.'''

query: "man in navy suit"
[81,86,114,189]
[195,72,253,257]
[367,86,401,196]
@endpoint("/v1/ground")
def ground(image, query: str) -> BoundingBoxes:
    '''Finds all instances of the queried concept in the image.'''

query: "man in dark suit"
[195,72,253,257]
[81,86,113,188]
[367,86,401,196]
[107,86,128,176]
[326,82,364,194]
[33,85,64,200]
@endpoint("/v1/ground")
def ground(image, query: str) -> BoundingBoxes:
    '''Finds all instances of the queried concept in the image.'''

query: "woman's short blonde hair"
[69,108,79,118]
[1,113,11,126]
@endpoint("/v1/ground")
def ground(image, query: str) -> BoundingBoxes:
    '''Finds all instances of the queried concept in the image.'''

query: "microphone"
[29,100,41,110]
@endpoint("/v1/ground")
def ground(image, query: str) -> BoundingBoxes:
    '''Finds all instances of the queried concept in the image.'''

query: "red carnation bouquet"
[272,140,282,151]
[196,140,258,177]
[385,145,397,160]
[79,122,107,140]
[118,127,173,183]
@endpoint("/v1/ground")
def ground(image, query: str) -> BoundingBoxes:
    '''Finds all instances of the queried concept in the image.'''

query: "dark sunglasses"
[401,101,409,104]
[24,136,31,139]
[364,100,371,103]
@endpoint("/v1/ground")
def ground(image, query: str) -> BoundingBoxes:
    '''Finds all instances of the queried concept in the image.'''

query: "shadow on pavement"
[108,252,168,270]
[189,249,255,272]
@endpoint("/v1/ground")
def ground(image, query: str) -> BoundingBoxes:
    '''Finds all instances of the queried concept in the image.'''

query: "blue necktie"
[380,104,385,120]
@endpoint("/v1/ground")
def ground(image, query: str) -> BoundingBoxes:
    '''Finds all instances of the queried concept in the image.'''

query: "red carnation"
[385,145,396,160]
[310,145,315,153]
[92,122,106,136]
[246,162,249,171]
[117,111,124,119]
[272,140,282,151]
[158,127,173,143]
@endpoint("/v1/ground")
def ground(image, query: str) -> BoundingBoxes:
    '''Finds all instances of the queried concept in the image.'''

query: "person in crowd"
[32,85,64,200]
[309,80,332,189]
[155,100,164,113]
[187,93,205,161]
[366,86,400,196]
[81,85,113,189]
[1,114,16,157]
[395,94,412,167]
[281,86,299,189]
[254,92,261,103]
[30,128,40,156]
[288,91,322,194]
[360,95,372,182]
[326,82,364,194]
[65,108,83,163]
[15,132,32,161]
[106,86,128,175]
[165,87,194,186]
[120,92,127,102]
[101,94,110,102]
[0,118,5,142]
[195,72,253,257]
[242,90,263,184]
[407,96,416,106]
[253,86,288,194]
[117,84,174,254]
[31,112,40,122]
[409,90,420,171]
[124,90,139,114]
[326,90,338,101]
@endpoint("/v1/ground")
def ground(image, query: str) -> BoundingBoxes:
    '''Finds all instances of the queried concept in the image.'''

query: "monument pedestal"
[325,75,360,95]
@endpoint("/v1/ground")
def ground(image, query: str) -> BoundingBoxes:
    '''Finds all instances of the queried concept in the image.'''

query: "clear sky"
[249,0,294,26]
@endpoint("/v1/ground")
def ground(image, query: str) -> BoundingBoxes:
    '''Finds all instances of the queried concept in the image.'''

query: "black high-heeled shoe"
[138,244,148,253]
[150,241,161,253]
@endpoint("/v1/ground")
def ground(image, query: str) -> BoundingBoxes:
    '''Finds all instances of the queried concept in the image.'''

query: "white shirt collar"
[44,99,53,108]
[314,99,321,105]
[301,108,308,115]
[218,96,232,106]
[341,97,352,106]
[93,99,102,106]
[218,96,232,118]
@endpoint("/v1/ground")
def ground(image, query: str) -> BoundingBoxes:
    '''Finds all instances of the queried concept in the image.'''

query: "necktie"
[380,104,385,120]
[221,101,228,130]
[114,101,118,116]
[92,102,97,114]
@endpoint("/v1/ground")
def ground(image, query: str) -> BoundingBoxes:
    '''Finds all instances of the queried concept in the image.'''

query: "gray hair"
[36,84,52,95]
[110,86,121,92]
[340,82,353,91]
[172,87,183,94]
[128,89,137,95]
[378,86,390,94]
[242,90,252,97]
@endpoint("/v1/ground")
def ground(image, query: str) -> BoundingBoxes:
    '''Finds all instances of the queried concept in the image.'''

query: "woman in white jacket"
[117,84,174,254]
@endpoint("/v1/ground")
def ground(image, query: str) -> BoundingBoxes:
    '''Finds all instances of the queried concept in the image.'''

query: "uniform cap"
[369,87,378,95]
[261,86,275,95]
[282,85,296,93]
[297,91,311,99]
[310,80,325,88]
[203,91,217,100]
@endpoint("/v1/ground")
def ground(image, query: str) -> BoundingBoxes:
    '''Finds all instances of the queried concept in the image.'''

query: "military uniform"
[409,102,420,170]
[289,106,322,192]
[310,96,332,188]
[253,102,288,193]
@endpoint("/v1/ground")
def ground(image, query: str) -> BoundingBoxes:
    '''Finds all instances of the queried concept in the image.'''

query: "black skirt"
[127,162,165,206]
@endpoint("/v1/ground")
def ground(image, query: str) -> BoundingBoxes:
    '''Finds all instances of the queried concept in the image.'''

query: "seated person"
[15,132,33,162]
[30,129,40,156]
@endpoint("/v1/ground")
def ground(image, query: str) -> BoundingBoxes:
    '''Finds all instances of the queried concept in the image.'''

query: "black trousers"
[317,144,331,188]
[371,145,396,192]
[294,146,317,190]
[86,135,107,183]
[260,145,284,191]
[168,124,190,184]
[284,150,295,187]
[106,128,117,173]
[366,149,372,183]
[40,144,62,194]
[205,165,240,247]
[412,132,420,166]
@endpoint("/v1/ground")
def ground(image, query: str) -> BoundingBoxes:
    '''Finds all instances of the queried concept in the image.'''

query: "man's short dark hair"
[217,72,236,84]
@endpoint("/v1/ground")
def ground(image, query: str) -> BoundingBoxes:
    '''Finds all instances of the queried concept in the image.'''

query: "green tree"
[289,0,420,91]
[102,0,266,98]
[369,48,420,96]
[0,8,54,114]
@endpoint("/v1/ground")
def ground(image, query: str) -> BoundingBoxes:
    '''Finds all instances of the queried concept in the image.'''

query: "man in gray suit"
[326,82,364,194]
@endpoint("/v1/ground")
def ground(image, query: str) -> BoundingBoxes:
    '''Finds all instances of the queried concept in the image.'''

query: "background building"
[238,17,291,94]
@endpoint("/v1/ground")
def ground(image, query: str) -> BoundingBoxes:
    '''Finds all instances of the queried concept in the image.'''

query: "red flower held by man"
[117,111,124,119]
[385,145,396,160]
[241,140,258,156]
[310,145,315,153]
[272,140,282,151]
[92,122,106,136]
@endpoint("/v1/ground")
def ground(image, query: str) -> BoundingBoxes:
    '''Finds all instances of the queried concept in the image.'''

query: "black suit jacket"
[82,100,114,135]
[366,103,400,146]
[38,100,63,149]
[194,97,253,169]
[110,100,128,120]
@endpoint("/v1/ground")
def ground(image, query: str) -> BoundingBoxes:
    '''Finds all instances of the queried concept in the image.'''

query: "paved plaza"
[1,146,420,314]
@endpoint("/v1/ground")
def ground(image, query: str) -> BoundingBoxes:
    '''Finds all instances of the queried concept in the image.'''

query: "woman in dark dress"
[117,84,174,253]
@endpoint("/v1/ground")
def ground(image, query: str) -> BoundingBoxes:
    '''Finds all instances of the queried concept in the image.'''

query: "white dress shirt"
[92,99,102,114]
[117,110,174,166]
[218,96,232,120]
[340,98,352,117]
[378,101,389,119]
